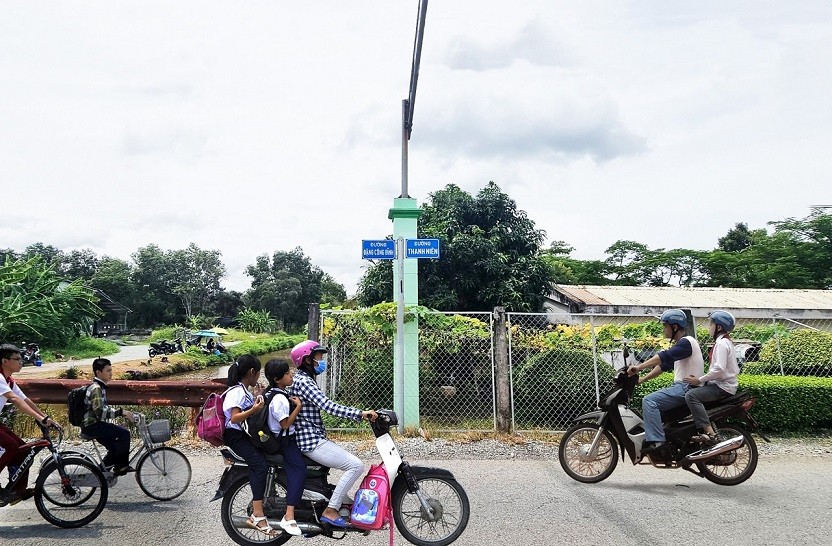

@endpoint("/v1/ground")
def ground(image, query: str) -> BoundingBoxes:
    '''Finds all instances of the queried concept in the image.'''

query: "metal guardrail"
[16,379,226,407]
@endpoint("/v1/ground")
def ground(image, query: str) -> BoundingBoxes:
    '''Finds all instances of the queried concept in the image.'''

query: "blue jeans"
[81,421,131,469]
[642,382,691,443]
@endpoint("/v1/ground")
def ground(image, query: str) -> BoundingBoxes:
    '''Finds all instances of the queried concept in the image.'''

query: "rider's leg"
[642,382,689,444]
[280,435,306,533]
[80,421,131,469]
[0,423,30,492]
[685,383,729,435]
[306,439,363,521]
[222,428,274,533]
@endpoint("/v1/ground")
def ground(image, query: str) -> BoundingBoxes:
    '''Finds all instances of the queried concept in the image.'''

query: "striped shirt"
[81,378,124,427]
[287,370,362,452]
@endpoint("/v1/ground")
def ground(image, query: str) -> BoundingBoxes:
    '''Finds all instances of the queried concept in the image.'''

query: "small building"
[544,285,832,326]
[92,289,132,336]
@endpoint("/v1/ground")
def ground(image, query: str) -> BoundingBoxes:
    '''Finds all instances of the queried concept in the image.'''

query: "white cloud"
[2,1,830,297]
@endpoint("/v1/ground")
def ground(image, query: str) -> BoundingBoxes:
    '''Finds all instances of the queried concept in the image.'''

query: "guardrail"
[16,379,227,407]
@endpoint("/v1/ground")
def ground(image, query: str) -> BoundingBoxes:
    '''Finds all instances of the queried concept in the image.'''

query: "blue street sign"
[362,239,396,260]
[406,238,440,259]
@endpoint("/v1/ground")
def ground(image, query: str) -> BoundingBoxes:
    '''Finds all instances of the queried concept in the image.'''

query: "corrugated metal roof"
[552,285,832,310]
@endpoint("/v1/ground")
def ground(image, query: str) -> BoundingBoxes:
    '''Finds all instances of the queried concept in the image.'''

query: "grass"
[41,336,120,362]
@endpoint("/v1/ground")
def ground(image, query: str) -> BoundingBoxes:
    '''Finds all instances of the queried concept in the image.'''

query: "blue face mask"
[314,360,327,374]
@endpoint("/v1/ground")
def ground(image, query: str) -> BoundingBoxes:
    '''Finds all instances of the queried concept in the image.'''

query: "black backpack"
[243,388,293,454]
[67,384,91,426]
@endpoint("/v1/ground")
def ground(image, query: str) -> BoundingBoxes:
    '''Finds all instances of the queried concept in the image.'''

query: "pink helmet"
[290,340,327,367]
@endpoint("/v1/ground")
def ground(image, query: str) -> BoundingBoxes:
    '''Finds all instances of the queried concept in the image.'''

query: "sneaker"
[113,466,135,477]
[7,487,36,506]
[692,433,718,446]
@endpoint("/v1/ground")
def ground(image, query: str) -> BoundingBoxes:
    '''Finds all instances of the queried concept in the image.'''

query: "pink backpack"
[196,388,232,447]
[350,464,392,531]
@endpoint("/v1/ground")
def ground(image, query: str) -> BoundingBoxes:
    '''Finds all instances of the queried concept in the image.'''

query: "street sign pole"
[394,237,405,432]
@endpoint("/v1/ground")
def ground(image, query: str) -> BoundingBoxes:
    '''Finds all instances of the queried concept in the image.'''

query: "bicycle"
[64,413,192,501]
[0,423,108,528]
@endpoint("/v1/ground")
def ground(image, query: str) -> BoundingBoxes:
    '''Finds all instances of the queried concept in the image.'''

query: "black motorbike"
[559,368,768,486]
[148,339,183,358]
[213,410,470,546]
[19,342,42,366]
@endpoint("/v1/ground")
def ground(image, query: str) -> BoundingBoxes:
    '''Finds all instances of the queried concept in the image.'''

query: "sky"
[2,1,831,296]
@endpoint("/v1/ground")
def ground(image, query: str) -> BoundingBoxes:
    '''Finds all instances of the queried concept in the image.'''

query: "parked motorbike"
[559,368,769,486]
[148,339,183,358]
[19,342,42,366]
[214,409,470,546]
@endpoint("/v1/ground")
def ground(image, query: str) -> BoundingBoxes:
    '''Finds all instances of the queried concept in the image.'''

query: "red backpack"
[195,387,233,447]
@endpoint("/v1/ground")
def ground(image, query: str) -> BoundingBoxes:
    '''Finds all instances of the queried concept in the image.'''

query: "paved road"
[2,449,830,545]
[15,345,152,378]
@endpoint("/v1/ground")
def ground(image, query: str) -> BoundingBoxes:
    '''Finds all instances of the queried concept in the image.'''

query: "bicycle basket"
[147,419,172,443]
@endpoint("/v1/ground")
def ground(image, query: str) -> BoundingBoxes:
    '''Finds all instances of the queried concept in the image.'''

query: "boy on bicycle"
[80,358,135,476]
[1,343,60,504]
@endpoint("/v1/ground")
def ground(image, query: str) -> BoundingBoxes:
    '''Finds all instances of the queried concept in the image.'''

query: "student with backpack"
[81,358,135,476]
[222,355,275,537]
[263,358,305,536]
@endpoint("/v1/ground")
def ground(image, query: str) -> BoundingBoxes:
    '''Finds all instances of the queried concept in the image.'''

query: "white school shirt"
[699,335,740,394]
[222,384,254,431]
[0,374,27,408]
[267,389,296,436]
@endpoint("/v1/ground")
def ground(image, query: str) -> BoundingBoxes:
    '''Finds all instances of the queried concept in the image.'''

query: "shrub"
[752,329,832,376]
[514,347,615,428]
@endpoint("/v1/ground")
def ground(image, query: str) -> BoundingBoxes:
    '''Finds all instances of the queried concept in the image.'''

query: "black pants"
[282,435,306,506]
[81,421,131,469]
[223,428,268,501]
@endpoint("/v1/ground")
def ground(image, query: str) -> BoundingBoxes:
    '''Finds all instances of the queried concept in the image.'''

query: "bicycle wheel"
[35,456,108,528]
[136,446,192,500]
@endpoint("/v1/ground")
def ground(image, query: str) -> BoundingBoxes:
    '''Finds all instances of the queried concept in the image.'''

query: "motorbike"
[213,409,470,546]
[148,339,183,358]
[559,367,769,486]
[19,342,42,366]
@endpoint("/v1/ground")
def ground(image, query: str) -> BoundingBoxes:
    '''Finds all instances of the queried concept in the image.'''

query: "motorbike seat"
[221,446,325,470]
[660,390,752,425]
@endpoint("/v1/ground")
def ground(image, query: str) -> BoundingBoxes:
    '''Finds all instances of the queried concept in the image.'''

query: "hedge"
[630,374,832,433]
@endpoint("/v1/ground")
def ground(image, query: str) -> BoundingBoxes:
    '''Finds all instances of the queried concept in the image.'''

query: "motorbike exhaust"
[684,435,745,462]
[230,515,324,535]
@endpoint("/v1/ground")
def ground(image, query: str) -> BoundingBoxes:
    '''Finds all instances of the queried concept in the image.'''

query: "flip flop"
[320,515,349,528]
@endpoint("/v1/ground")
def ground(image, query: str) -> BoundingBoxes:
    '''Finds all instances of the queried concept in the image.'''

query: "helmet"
[659,309,687,328]
[709,310,736,333]
[290,340,327,367]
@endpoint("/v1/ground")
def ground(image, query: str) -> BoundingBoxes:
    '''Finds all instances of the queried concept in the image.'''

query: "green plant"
[752,329,832,376]
[236,308,278,334]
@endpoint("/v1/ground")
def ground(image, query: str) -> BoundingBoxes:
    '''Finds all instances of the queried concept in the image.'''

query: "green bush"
[632,374,832,433]
[514,347,615,428]
[46,336,120,360]
[149,326,183,342]
[752,329,832,376]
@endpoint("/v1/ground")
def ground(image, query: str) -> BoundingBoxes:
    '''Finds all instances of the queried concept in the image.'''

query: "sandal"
[246,515,278,536]
[279,517,302,536]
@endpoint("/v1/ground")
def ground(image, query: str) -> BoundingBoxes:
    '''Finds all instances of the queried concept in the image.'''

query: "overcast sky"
[2,1,830,296]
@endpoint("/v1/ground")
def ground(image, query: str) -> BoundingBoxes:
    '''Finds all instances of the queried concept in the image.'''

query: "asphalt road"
[2,448,830,546]
[15,344,153,377]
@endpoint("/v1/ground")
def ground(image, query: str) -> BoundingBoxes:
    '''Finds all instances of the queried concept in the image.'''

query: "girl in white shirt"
[222,355,274,536]
[264,359,305,536]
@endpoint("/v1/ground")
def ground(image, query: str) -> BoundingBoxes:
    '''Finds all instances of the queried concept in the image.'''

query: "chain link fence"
[319,309,494,431]
[316,308,832,432]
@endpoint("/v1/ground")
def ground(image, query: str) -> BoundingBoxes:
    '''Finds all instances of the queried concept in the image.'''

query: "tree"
[358,182,553,311]
[604,240,651,285]
[718,222,758,252]
[168,243,226,318]
[130,244,181,326]
[59,248,100,281]
[245,247,343,331]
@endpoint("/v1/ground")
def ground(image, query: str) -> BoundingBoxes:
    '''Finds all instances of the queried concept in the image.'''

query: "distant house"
[92,289,132,336]
[544,285,832,326]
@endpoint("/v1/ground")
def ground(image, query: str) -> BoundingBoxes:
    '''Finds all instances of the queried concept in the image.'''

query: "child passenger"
[264,359,306,536]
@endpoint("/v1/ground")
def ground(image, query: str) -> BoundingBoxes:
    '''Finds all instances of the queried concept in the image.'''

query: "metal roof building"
[545,285,832,321]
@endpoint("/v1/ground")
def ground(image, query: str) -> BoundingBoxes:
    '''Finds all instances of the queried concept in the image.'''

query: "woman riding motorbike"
[287,340,377,528]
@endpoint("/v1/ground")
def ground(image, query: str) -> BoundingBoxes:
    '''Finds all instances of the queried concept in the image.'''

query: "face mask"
[314,360,327,374]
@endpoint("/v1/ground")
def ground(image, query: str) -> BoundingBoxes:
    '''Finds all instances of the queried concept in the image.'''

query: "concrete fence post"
[308,303,320,342]
[493,306,512,433]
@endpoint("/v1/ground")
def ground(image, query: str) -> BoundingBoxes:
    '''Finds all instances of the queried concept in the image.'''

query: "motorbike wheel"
[391,473,470,546]
[559,423,619,483]
[148,348,157,358]
[696,424,758,486]
[220,474,290,546]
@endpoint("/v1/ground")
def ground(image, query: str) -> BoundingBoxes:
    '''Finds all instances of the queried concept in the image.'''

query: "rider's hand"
[362,410,378,422]
[683,374,701,386]
[289,396,302,408]
[626,365,640,377]
[253,395,265,412]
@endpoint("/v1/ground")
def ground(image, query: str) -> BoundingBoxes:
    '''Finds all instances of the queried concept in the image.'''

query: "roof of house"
[548,285,832,314]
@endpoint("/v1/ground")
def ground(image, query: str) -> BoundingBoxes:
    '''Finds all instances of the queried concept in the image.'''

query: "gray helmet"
[709,310,735,333]
[659,309,687,328]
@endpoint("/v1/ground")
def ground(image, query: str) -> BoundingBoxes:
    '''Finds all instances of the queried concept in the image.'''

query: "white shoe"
[279,517,302,536]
